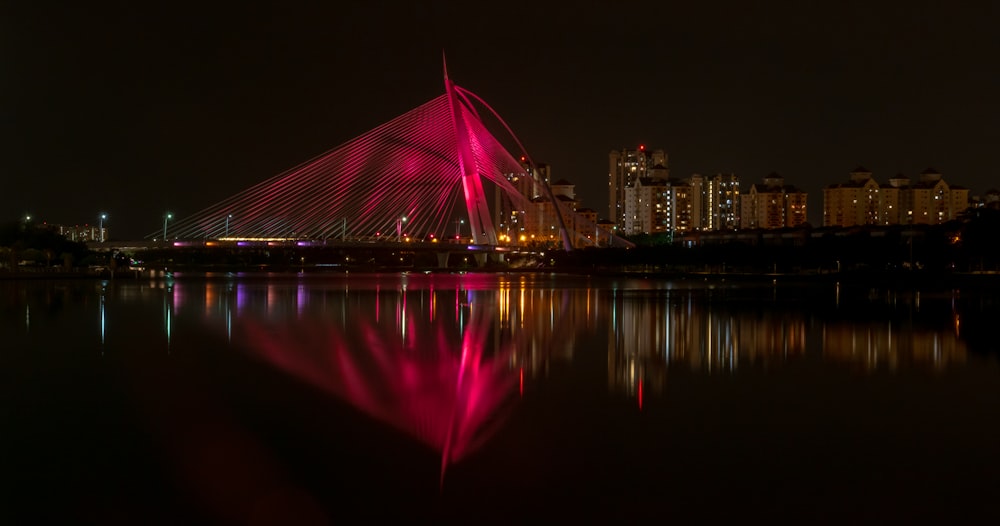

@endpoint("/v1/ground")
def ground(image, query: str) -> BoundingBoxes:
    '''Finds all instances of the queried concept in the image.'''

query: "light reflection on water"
[4,274,992,406]
[59,273,979,373]
[3,274,988,417]
[2,273,999,522]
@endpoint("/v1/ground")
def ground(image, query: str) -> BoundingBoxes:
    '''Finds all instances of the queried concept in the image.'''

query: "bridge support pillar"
[474,253,487,268]
[436,252,450,269]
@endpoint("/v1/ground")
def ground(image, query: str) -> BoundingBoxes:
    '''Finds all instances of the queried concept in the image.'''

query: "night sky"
[4,1,999,239]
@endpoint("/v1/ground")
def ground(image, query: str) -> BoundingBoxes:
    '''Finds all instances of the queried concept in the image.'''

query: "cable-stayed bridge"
[150,59,632,251]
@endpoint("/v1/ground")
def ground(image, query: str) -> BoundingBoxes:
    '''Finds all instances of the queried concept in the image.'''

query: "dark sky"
[3,1,999,238]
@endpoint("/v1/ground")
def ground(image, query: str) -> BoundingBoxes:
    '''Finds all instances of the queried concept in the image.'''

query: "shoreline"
[3,266,1000,290]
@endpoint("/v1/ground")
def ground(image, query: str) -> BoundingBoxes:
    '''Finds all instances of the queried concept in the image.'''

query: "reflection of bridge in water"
[178,273,590,485]
[4,276,979,487]
[148,57,632,253]
[147,277,975,428]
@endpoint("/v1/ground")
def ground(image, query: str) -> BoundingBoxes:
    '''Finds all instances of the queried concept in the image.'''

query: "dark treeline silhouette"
[554,208,1000,280]
[0,221,91,270]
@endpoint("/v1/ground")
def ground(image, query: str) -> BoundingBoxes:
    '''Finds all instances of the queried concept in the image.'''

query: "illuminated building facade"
[49,223,105,242]
[689,173,741,231]
[523,179,587,247]
[623,176,670,235]
[904,169,970,225]
[713,174,742,231]
[823,167,881,227]
[496,161,550,243]
[609,146,667,230]
[824,167,970,227]
[671,180,694,234]
[740,173,808,229]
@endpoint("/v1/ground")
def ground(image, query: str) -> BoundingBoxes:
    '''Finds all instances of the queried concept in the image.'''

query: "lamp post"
[163,212,172,241]
[99,213,107,242]
[455,218,464,241]
[397,216,407,242]
[225,214,232,238]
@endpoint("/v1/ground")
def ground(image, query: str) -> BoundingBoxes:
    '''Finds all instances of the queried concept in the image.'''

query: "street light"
[163,212,173,241]
[225,214,232,238]
[99,213,107,242]
[455,218,465,240]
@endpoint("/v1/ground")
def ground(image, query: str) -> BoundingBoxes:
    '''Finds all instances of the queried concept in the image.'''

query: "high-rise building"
[623,172,745,236]
[904,169,969,225]
[50,223,104,242]
[496,160,551,243]
[623,176,671,235]
[823,167,969,227]
[740,173,808,229]
[524,179,584,247]
[671,179,694,234]
[879,174,910,225]
[690,173,741,231]
[609,146,667,230]
[823,167,880,227]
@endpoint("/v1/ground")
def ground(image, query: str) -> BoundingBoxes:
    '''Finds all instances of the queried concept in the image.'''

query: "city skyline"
[4,1,999,239]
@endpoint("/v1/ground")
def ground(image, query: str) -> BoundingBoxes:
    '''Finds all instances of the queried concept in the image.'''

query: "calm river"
[3,272,999,524]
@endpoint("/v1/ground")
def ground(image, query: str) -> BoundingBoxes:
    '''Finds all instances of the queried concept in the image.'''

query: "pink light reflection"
[233,295,517,484]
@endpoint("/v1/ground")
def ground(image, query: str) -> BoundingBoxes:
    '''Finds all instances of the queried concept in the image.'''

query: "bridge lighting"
[99,213,107,242]
[138,72,632,251]
[397,216,407,242]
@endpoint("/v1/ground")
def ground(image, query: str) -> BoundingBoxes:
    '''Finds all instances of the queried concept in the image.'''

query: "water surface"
[3,273,999,523]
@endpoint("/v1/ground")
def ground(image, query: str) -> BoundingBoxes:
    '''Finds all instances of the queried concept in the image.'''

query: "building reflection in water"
[607,286,811,404]
[606,285,969,404]
[47,275,974,477]
[821,288,968,371]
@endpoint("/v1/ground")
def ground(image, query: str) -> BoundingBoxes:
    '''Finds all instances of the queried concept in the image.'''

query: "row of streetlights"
[162,212,234,240]
[23,212,109,242]
[23,212,466,243]
[392,217,469,242]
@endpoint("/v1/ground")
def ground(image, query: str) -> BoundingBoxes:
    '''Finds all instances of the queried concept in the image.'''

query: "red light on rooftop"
[639,144,645,151]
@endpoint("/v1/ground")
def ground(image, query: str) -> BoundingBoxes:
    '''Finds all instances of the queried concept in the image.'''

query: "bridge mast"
[443,52,498,246]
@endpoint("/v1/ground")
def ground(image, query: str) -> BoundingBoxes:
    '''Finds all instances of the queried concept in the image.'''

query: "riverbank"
[4,265,1000,291]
